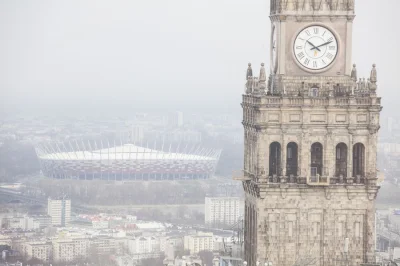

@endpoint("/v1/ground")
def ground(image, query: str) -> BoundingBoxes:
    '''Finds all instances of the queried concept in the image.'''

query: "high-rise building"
[47,197,71,227]
[241,1,381,266]
[167,111,184,128]
[204,197,243,226]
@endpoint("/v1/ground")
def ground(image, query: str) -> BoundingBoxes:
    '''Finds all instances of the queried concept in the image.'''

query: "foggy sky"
[0,0,398,116]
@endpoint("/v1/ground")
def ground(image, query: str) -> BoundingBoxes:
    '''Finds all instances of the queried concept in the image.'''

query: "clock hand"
[306,40,321,52]
[310,41,333,50]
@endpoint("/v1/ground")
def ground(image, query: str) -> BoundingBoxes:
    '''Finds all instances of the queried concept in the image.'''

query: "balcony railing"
[242,95,380,107]
[307,175,330,186]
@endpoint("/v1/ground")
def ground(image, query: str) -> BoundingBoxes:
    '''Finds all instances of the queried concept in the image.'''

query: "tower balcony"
[243,71,381,109]
[242,170,372,185]
[264,174,370,186]
[242,94,381,108]
[307,174,330,186]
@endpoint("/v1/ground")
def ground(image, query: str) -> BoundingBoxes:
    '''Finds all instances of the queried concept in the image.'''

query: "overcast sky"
[0,0,398,116]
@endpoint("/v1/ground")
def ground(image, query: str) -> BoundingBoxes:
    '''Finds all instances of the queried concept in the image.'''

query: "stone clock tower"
[241,1,382,266]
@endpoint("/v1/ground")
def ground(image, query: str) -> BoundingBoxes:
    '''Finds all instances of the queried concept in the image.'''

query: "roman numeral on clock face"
[313,61,318,68]
[314,28,319,34]
[296,46,303,49]
[326,53,334,60]
[297,52,305,60]
[304,58,310,66]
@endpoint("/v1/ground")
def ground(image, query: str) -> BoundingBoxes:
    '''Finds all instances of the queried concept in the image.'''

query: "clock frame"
[292,24,340,73]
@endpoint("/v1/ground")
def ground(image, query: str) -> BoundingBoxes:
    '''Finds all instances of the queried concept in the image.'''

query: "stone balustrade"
[242,95,380,107]
[262,175,367,186]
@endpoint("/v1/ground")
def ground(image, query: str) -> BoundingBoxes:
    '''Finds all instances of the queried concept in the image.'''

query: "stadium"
[36,141,221,180]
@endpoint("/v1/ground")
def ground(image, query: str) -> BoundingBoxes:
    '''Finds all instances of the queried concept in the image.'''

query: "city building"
[37,142,220,180]
[91,236,117,255]
[183,232,214,255]
[52,239,75,262]
[23,242,52,263]
[3,215,50,230]
[47,197,71,227]
[127,236,161,256]
[30,215,52,229]
[240,1,381,266]
[204,197,243,226]
[51,238,90,262]
[167,111,184,128]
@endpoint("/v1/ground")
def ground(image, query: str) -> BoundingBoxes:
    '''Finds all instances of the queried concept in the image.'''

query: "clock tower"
[241,1,381,266]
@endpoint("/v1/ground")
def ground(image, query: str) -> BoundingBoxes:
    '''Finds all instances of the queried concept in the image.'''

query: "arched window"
[311,142,323,176]
[269,142,281,176]
[353,143,365,177]
[286,142,298,176]
[335,143,348,178]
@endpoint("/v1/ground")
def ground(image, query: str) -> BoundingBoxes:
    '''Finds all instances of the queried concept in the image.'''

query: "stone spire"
[259,63,267,92]
[369,64,377,93]
[259,63,266,82]
[351,64,357,82]
[370,64,377,84]
[246,63,253,80]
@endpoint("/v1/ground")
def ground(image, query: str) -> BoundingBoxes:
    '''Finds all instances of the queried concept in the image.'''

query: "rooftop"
[37,143,220,161]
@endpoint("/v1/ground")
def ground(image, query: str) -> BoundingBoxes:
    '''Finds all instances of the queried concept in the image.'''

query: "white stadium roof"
[38,144,218,161]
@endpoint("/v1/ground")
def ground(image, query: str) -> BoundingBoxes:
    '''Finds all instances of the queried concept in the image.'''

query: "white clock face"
[271,26,278,73]
[293,25,338,71]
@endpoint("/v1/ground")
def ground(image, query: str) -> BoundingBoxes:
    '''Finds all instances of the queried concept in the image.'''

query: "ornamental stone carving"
[246,63,253,80]
[351,64,357,82]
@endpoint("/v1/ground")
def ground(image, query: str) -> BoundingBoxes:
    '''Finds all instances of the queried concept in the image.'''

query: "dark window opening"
[269,142,281,176]
[353,143,365,177]
[286,142,298,176]
[335,143,348,178]
[311,143,323,176]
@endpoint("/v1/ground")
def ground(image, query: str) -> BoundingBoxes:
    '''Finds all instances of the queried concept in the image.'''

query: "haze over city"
[1,0,400,115]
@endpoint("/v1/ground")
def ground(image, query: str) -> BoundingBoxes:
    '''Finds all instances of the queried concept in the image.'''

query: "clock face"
[271,26,278,73]
[293,25,339,71]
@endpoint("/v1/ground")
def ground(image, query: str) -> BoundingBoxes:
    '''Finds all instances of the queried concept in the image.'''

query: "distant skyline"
[1,0,399,116]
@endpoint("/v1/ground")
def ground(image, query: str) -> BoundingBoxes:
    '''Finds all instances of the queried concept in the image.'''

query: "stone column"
[348,132,353,179]
[296,133,302,178]
[244,129,248,173]
[326,130,335,177]
[300,130,310,179]
[281,131,287,177]
[365,200,378,263]
[345,19,354,76]
[368,131,378,178]
[258,131,268,182]
[265,132,271,178]
[278,20,286,75]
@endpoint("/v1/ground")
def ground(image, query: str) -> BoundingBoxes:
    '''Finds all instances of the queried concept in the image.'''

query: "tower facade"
[241,1,382,266]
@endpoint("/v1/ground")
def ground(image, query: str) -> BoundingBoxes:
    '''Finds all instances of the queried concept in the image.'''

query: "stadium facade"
[36,141,221,180]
